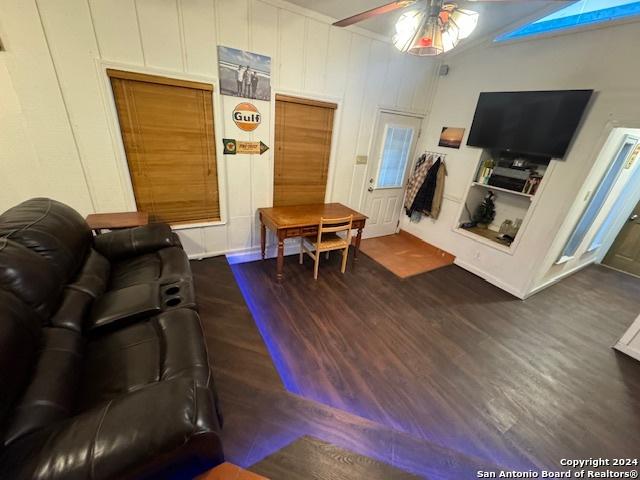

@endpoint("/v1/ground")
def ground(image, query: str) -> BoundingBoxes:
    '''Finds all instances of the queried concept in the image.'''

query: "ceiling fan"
[333,0,565,56]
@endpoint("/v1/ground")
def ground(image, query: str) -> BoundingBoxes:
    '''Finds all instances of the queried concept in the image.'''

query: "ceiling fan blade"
[332,0,417,27]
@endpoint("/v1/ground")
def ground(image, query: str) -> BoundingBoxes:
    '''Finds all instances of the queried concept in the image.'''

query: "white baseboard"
[613,342,640,362]
[523,259,595,299]
[453,258,526,300]
[198,243,302,264]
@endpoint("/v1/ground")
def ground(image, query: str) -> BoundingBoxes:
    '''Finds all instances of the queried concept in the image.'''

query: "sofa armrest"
[93,224,182,261]
[0,378,224,480]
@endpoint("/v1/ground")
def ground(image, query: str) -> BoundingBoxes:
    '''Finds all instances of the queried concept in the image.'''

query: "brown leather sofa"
[0,198,224,479]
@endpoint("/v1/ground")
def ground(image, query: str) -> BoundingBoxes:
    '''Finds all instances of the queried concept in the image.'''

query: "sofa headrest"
[0,198,92,283]
[0,291,41,427]
[0,238,62,320]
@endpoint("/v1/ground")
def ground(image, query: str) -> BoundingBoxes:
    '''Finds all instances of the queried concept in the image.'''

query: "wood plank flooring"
[251,436,420,480]
[359,230,455,278]
[218,251,640,472]
[192,256,499,480]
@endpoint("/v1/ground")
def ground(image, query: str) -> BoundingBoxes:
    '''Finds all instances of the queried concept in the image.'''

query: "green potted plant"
[473,191,496,228]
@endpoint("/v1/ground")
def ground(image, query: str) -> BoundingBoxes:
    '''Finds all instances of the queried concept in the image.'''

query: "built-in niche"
[456,150,553,252]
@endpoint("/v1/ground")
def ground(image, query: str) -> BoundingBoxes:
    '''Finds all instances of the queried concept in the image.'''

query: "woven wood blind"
[108,69,220,224]
[274,94,337,207]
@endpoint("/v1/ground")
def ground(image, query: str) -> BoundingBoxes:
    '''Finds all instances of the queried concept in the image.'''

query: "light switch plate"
[356,155,368,165]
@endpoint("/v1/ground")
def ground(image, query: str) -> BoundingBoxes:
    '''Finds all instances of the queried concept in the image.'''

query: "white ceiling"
[286,0,571,42]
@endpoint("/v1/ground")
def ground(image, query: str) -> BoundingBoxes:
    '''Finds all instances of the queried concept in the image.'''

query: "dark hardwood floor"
[251,436,420,479]
[192,252,640,478]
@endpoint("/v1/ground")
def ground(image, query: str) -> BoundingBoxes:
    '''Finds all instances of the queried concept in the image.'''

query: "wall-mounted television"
[466,90,593,158]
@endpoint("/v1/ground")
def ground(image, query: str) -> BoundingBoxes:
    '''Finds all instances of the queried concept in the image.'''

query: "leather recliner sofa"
[0,198,224,479]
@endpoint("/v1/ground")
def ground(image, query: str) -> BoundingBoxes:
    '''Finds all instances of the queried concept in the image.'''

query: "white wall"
[403,20,640,298]
[0,0,435,258]
[531,128,640,295]
[0,1,94,212]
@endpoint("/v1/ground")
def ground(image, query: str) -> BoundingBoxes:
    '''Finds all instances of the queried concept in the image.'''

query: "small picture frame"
[438,127,465,149]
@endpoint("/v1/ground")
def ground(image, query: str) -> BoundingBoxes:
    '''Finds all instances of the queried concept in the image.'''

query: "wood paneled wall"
[9,0,434,258]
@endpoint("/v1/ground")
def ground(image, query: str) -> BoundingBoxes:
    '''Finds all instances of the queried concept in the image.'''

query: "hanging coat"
[427,161,447,220]
[408,158,441,217]
[404,155,433,212]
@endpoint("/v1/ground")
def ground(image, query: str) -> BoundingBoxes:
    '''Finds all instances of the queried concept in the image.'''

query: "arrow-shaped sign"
[223,139,269,155]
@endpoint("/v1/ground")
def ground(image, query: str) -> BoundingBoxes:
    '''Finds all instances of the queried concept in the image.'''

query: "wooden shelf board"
[471,182,534,200]
[454,226,514,254]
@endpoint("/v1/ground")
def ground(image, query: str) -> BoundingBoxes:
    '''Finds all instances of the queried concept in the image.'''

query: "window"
[496,0,640,42]
[273,94,337,207]
[377,126,415,188]
[558,136,637,263]
[108,69,220,225]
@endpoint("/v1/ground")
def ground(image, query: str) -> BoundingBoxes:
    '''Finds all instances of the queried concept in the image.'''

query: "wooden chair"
[300,215,353,280]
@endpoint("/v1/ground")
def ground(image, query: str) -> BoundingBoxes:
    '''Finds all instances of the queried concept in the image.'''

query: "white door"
[362,112,422,238]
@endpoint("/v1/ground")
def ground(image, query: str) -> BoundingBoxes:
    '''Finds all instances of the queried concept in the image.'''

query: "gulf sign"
[233,102,261,132]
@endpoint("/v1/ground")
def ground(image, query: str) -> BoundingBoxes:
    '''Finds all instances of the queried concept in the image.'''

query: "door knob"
[368,186,374,192]
[630,214,638,222]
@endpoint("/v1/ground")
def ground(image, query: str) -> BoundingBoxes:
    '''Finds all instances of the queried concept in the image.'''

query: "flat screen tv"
[466,90,593,158]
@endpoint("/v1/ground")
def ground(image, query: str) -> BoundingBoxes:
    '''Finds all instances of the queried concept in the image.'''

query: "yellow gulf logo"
[233,102,261,132]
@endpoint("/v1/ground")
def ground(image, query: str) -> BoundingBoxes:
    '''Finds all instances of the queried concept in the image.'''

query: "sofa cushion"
[0,292,41,428]
[93,223,181,261]
[79,308,211,409]
[0,378,223,480]
[0,238,62,320]
[87,283,162,333]
[3,328,83,446]
[49,289,93,333]
[109,253,161,290]
[67,249,110,299]
[108,246,190,290]
[0,198,91,283]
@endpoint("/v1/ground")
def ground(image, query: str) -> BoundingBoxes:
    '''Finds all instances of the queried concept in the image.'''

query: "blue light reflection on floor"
[227,260,537,477]
[496,0,640,42]
[229,263,301,394]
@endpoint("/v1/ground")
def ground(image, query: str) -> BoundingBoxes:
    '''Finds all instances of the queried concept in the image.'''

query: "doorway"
[273,94,337,207]
[361,111,423,238]
[603,199,640,276]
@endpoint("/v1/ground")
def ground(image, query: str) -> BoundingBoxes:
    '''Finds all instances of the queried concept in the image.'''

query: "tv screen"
[466,90,593,158]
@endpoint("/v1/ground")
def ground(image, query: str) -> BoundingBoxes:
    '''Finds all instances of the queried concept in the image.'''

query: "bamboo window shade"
[274,94,337,207]
[108,69,220,225]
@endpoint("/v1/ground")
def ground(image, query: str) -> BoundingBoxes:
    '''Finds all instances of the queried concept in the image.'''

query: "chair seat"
[305,233,349,250]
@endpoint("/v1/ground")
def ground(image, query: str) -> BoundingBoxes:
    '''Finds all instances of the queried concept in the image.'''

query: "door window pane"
[558,138,636,261]
[377,126,414,188]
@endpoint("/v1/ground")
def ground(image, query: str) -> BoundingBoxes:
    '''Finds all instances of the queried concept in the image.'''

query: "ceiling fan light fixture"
[392,2,479,56]
[392,10,426,53]
[450,8,479,40]
[441,27,459,53]
[406,17,444,56]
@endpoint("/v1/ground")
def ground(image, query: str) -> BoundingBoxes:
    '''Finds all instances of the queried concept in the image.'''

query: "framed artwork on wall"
[217,46,271,101]
[438,127,465,149]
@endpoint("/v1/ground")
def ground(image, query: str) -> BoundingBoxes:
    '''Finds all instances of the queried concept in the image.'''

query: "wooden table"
[258,203,367,281]
[85,211,149,234]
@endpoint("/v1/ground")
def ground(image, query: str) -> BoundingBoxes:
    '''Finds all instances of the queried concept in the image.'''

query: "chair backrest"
[317,215,353,244]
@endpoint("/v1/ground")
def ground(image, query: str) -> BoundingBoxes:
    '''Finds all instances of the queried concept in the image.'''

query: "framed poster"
[217,46,271,101]
[438,127,465,149]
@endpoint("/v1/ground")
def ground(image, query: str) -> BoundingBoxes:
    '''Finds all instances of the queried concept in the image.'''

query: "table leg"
[354,226,363,261]
[260,221,266,260]
[276,237,285,281]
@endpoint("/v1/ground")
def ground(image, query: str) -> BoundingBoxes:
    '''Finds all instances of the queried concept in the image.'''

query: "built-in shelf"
[456,149,553,255]
[471,182,534,200]
[454,226,513,254]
